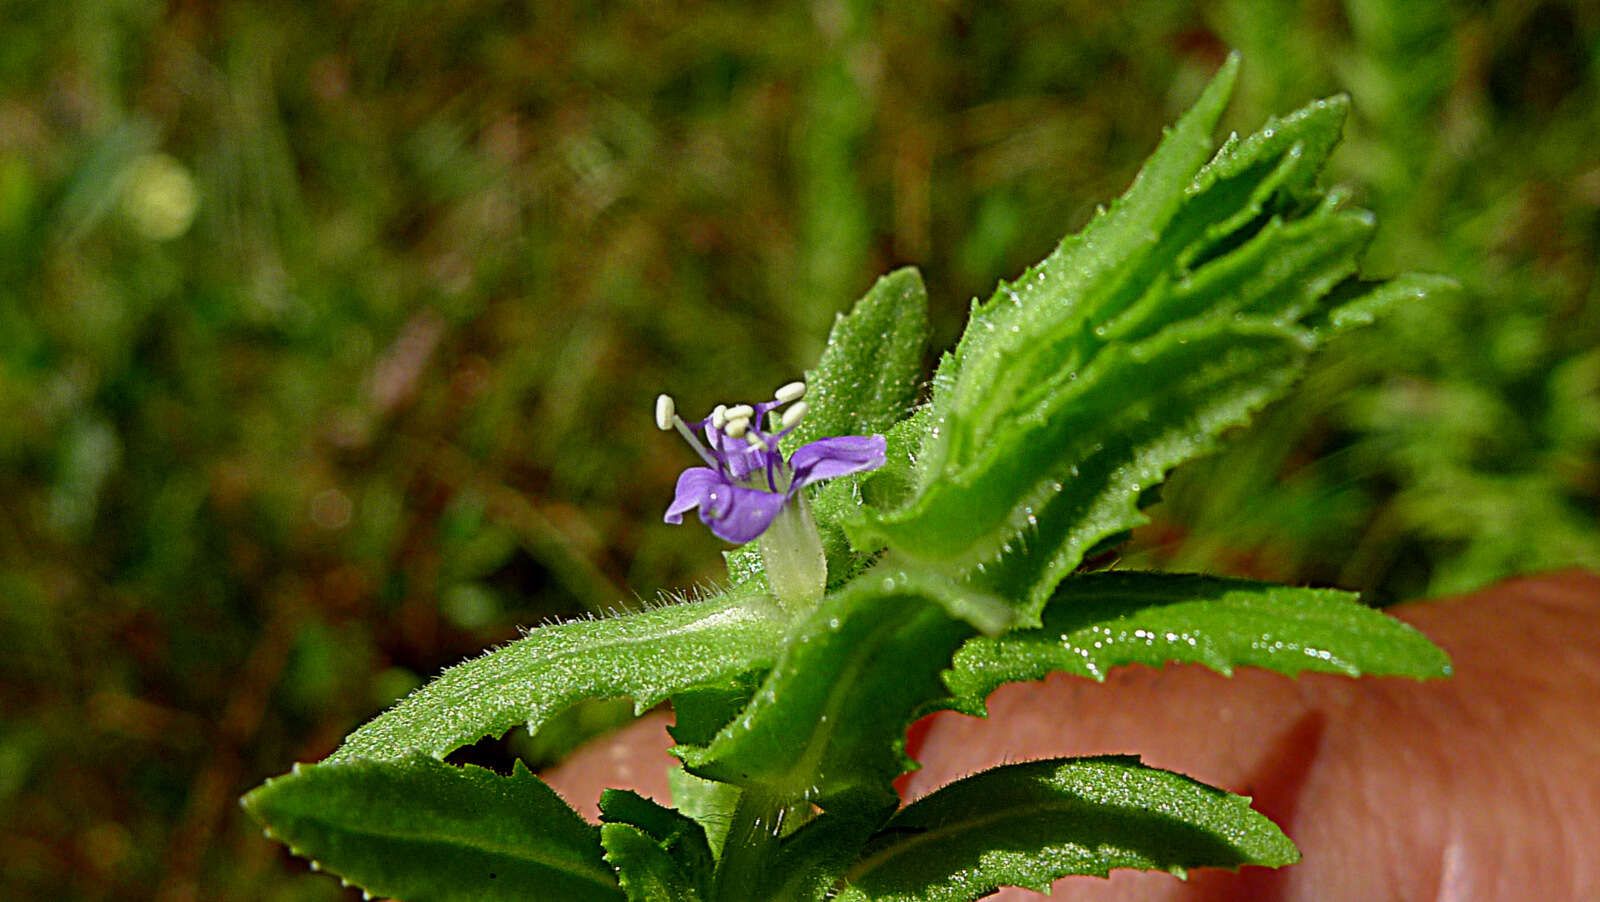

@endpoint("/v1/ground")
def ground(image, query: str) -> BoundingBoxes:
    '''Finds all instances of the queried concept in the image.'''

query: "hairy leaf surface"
[666,767,742,860]
[848,54,1438,621]
[242,758,621,902]
[786,266,929,450]
[837,756,1296,901]
[678,570,996,811]
[946,571,1451,713]
[599,788,715,899]
[855,318,1311,619]
[729,266,932,592]
[600,823,704,902]
[925,55,1241,457]
[764,799,895,902]
[331,588,786,762]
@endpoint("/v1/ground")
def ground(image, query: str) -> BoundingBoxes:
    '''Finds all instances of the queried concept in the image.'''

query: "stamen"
[724,416,750,439]
[780,401,809,429]
[775,381,806,403]
[724,404,755,422]
[745,431,766,447]
[654,394,676,431]
[668,413,720,471]
[711,404,728,430]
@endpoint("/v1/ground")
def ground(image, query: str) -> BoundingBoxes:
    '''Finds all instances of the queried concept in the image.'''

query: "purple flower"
[656,384,886,544]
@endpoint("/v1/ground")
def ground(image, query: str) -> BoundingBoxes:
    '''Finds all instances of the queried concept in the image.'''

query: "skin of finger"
[542,571,1600,900]
[907,570,1600,901]
[541,709,679,820]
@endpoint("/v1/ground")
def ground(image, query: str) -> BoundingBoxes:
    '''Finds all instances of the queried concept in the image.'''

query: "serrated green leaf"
[667,673,765,748]
[975,323,1311,614]
[600,789,715,898]
[836,756,1297,902]
[785,266,930,451]
[1074,95,1355,349]
[853,319,1311,618]
[330,588,786,762]
[666,767,742,860]
[924,54,1240,480]
[722,263,929,593]
[1309,270,1461,338]
[846,60,1435,622]
[764,798,895,902]
[243,758,621,902]
[856,407,932,514]
[601,823,704,902]
[844,61,1275,586]
[678,569,994,812]
[790,408,934,590]
[946,571,1451,713]
[725,266,932,594]
[1108,198,1374,345]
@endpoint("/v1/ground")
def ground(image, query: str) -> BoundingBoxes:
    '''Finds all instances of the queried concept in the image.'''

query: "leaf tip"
[1220,49,1242,76]
[1211,50,1242,97]
[1419,646,1454,680]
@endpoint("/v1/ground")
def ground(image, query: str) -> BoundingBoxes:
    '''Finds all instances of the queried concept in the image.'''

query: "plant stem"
[713,787,785,901]
[758,494,828,616]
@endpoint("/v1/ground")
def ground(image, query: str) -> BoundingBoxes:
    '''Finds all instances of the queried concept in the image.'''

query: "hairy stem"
[713,787,786,901]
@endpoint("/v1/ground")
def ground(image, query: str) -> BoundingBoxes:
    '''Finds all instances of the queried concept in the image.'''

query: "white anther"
[724,404,755,421]
[775,381,807,403]
[746,431,766,447]
[780,400,809,429]
[654,394,676,431]
[724,416,750,438]
[711,404,728,429]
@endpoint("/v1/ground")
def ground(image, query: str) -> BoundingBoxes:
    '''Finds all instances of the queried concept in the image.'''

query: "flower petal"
[665,467,727,523]
[724,442,776,483]
[699,424,773,483]
[700,485,787,544]
[789,434,887,486]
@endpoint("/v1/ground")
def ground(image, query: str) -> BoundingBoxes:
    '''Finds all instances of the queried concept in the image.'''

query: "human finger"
[907,570,1600,901]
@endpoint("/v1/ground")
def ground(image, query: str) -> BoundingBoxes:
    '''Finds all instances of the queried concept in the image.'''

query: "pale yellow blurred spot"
[120,153,199,240]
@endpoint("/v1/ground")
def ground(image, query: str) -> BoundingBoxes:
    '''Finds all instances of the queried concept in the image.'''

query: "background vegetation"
[1,1,1594,899]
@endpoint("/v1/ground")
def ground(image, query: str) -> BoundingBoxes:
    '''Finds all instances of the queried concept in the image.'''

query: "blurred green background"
[1,1,1595,899]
